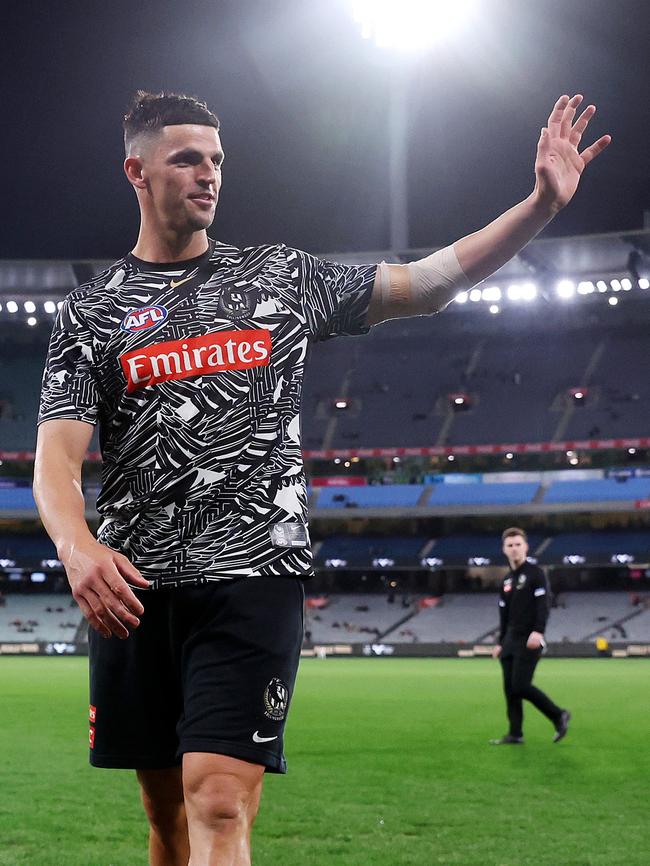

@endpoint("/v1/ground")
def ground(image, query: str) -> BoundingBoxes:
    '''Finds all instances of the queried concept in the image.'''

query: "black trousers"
[500,644,562,737]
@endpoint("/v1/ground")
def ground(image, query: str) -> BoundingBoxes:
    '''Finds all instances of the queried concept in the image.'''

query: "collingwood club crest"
[263,677,289,721]
[218,284,256,320]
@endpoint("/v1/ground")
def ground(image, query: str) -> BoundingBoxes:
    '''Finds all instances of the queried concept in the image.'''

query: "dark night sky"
[2,0,648,260]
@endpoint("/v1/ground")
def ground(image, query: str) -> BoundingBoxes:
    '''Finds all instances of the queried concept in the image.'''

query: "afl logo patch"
[120,306,169,333]
[263,677,289,721]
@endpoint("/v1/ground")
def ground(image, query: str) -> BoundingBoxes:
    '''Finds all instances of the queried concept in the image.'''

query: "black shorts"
[88,576,304,774]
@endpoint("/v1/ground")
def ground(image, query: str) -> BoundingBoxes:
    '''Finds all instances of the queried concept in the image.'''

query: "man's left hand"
[533,94,611,215]
[526,631,545,650]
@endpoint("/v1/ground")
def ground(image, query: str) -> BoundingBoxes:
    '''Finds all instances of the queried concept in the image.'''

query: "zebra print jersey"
[38,239,377,588]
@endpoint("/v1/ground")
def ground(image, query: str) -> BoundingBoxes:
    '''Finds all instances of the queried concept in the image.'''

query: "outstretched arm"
[454,94,611,283]
[368,95,611,324]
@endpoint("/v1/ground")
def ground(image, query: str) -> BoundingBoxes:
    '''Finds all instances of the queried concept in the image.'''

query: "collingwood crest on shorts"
[263,677,289,721]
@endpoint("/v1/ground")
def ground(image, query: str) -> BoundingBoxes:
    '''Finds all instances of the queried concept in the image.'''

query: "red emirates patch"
[89,704,97,723]
[120,329,272,393]
[89,726,95,749]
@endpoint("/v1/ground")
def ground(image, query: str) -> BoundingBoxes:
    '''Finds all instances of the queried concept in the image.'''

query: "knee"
[510,682,530,699]
[184,773,254,830]
[138,771,185,834]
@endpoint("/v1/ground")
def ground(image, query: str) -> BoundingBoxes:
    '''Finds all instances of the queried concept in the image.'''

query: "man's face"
[502,534,528,566]
[136,124,224,234]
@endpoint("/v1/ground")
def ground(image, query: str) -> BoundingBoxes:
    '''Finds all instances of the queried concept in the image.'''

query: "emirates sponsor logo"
[120,305,169,333]
[120,329,272,392]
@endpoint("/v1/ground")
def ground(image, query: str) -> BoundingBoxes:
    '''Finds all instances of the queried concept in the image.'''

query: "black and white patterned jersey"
[38,240,376,588]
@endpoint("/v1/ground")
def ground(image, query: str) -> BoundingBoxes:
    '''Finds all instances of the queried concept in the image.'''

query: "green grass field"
[1,657,648,866]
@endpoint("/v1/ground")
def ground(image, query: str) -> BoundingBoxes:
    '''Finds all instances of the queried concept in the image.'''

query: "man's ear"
[124,156,147,190]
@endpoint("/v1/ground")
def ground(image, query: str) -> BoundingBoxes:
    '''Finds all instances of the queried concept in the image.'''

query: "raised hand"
[534,94,611,214]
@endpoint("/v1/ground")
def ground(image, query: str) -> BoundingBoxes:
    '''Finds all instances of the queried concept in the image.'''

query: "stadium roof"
[0,228,649,301]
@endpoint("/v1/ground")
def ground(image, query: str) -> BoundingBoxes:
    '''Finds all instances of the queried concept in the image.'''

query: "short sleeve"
[37,297,100,426]
[287,247,377,341]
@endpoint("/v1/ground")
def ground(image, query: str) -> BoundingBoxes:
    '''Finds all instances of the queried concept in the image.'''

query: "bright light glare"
[6,301,18,313]
[577,281,595,295]
[24,301,36,313]
[44,301,57,313]
[469,288,482,302]
[350,0,476,51]
[489,304,499,314]
[520,283,537,301]
[556,280,575,299]
[27,316,37,326]
[482,286,501,302]
[455,291,468,304]
[621,278,632,291]
[596,280,608,292]
[639,278,650,289]
[608,296,618,306]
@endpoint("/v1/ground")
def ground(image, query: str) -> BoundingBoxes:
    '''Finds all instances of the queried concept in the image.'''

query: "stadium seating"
[544,478,650,503]
[316,484,425,508]
[305,592,418,643]
[429,482,539,506]
[0,593,82,642]
[383,593,499,643]
[315,535,426,567]
[544,592,638,642]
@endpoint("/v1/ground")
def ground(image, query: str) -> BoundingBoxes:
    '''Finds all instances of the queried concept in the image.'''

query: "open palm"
[534,94,611,213]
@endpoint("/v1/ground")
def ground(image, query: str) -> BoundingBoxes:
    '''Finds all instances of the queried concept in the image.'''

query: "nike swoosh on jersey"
[169,268,199,289]
[252,732,278,743]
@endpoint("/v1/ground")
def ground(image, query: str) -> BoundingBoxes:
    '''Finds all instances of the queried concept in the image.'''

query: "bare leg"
[137,766,190,866]
[182,752,265,866]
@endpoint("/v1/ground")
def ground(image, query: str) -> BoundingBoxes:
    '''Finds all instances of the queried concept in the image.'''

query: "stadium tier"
[1,286,649,453]
[0,593,83,643]
[304,591,650,645]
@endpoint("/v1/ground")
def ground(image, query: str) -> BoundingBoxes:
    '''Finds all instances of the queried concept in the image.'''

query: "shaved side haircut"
[123,91,220,155]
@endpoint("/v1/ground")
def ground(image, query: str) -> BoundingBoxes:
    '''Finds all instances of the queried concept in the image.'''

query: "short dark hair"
[502,527,528,542]
[123,90,220,153]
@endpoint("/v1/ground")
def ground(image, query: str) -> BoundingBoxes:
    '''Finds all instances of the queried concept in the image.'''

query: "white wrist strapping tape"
[377,244,472,319]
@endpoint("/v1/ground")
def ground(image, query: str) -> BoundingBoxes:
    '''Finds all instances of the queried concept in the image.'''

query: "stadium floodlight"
[489,304,499,314]
[577,281,595,295]
[482,286,501,302]
[505,452,514,460]
[0,302,3,312]
[639,278,650,289]
[455,291,468,304]
[27,317,37,326]
[628,447,637,455]
[596,280,608,292]
[507,284,521,301]
[610,278,621,291]
[24,301,36,313]
[520,282,537,301]
[469,288,482,302]
[620,278,632,291]
[44,301,57,313]
[6,301,18,313]
[556,280,575,299]
[349,0,477,52]
[57,301,64,310]
[608,296,618,306]
[447,454,455,461]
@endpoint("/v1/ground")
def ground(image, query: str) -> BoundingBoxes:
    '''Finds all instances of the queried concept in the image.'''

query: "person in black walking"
[490,527,570,745]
